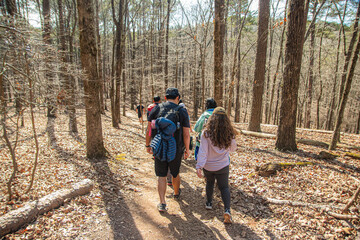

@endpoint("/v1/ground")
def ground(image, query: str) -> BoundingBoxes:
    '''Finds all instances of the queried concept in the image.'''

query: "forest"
[1,0,360,239]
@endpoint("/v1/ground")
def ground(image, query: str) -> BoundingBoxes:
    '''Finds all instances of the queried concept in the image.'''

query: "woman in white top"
[196,107,237,224]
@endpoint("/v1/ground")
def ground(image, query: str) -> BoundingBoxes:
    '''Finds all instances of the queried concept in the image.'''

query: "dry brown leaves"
[1,109,360,239]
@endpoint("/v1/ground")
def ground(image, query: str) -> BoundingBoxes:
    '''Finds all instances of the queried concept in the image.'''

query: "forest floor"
[1,108,360,240]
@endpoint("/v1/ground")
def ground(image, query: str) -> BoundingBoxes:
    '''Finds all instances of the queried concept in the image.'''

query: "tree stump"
[255,163,282,177]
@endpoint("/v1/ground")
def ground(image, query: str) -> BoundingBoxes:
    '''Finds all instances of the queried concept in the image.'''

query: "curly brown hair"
[203,111,236,149]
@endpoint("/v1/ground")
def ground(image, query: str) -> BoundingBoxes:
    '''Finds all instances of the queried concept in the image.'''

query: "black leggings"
[203,165,230,211]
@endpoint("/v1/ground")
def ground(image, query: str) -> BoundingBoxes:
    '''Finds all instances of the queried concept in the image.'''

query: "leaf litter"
[0,109,360,239]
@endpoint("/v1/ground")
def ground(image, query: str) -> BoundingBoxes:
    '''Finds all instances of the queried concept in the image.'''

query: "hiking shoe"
[205,202,213,210]
[224,209,232,224]
[157,203,167,212]
[174,189,181,200]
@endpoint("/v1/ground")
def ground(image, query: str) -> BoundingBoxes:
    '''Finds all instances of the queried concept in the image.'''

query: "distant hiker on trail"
[145,87,191,212]
[136,104,145,124]
[147,96,161,138]
[196,107,237,224]
[147,96,161,117]
[194,98,217,160]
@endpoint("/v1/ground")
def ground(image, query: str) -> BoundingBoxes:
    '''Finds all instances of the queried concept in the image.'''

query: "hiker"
[136,104,145,124]
[147,96,161,117]
[194,98,217,160]
[145,87,191,212]
[166,101,192,186]
[196,107,237,224]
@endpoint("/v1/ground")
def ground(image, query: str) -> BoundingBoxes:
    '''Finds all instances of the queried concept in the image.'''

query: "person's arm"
[145,121,153,154]
[183,127,190,159]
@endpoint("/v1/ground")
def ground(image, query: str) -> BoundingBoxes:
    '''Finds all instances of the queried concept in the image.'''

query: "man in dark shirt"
[136,104,145,124]
[145,88,190,212]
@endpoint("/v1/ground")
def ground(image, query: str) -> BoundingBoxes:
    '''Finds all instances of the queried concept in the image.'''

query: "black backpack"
[152,102,184,149]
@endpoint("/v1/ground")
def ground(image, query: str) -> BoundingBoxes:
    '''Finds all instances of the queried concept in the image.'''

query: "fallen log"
[240,130,276,139]
[240,130,330,148]
[297,138,329,148]
[0,179,94,237]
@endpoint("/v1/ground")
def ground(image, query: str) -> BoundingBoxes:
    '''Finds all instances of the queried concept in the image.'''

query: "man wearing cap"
[145,87,191,212]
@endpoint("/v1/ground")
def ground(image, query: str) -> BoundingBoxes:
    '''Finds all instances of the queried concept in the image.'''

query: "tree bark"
[329,30,360,149]
[248,0,270,132]
[164,0,171,90]
[267,0,288,125]
[77,0,106,159]
[95,0,105,114]
[0,179,94,237]
[276,0,307,151]
[214,0,225,106]
[67,0,78,133]
[304,2,317,129]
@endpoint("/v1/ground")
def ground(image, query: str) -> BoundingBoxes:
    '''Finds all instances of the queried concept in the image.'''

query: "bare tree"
[214,0,225,106]
[276,0,308,151]
[329,1,360,150]
[77,0,106,159]
[248,0,270,132]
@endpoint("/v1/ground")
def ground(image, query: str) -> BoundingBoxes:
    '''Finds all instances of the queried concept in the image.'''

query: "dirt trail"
[113,113,257,240]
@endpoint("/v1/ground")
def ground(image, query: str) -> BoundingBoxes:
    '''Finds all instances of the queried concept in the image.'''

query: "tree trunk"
[329,30,360,149]
[67,0,78,133]
[214,0,225,106]
[111,0,124,127]
[5,0,17,16]
[164,0,171,90]
[77,0,106,159]
[42,0,55,120]
[337,1,360,110]
[304,2,317,129]
[248,0,270,132]
[276,0,307,151]
[122,0,128,117]
[95,0,105,114]
[264,0,282,124]
[356,110,360,134]
[326,27,342,130]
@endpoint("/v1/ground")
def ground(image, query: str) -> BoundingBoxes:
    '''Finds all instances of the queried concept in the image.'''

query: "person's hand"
[146,146,153,154]
[184,149,190,159]
[196,168,203,178]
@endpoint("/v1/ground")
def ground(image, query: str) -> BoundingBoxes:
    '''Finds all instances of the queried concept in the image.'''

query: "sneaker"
[205,202,213,210]
[167,181,173,186]
[224,209,232,224]
[157,203,167,212]
[174,189,181,200]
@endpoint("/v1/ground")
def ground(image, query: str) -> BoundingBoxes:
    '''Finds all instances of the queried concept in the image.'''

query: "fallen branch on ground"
[265,197,360,220]
[345,152,360,160]
[255,162,314,177]
[0,179,94,237]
